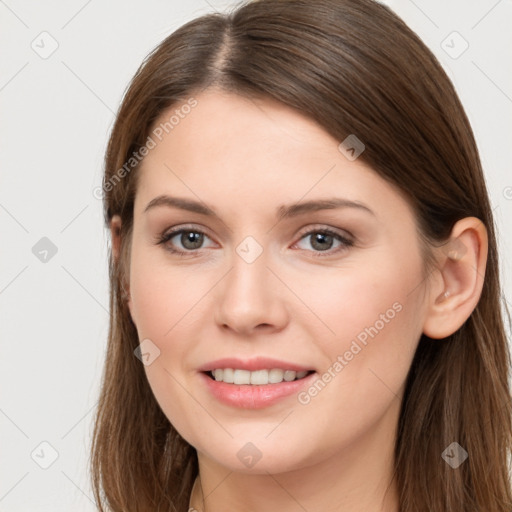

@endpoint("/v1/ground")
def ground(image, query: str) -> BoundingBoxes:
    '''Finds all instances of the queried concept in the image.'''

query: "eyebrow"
[143,195,375,220]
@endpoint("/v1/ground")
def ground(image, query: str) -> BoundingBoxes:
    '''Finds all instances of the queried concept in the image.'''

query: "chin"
[194,436,323,475]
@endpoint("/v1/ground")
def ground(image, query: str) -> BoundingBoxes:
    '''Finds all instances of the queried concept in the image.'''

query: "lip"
[197,357,314,373]
[199,370,317,409]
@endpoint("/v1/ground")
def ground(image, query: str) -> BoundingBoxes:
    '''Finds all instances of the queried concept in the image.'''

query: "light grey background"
[1,0,511,510]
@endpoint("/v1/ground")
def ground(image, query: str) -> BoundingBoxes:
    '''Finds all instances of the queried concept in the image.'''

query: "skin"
[110,87,487,512]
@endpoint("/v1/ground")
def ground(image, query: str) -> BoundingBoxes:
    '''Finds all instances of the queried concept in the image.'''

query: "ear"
[110,215,133,318]
[110,214,122,262]
[422,217,488,339]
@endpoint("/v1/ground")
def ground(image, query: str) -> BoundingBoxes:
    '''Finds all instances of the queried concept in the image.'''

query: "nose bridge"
[214,237,287,333]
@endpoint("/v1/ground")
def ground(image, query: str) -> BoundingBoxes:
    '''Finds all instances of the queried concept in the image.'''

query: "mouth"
[199,368,318,409]
[197,357,317,408]
[204,368,315,385]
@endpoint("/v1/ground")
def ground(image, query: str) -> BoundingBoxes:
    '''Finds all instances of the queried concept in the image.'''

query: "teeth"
[284,370,296,381]
[269,368,285,383]
[250,369,268,385]
[222,368,234,383]
[234,369,251,385]
[210,368,310,385]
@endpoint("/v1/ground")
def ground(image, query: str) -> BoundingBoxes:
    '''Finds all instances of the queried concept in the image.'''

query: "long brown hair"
[90,0,512,510]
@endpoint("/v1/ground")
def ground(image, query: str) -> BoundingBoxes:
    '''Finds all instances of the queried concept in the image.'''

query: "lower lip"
[199,371,317,409]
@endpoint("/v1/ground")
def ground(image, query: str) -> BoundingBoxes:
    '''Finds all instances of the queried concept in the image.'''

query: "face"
[125,87,430,474]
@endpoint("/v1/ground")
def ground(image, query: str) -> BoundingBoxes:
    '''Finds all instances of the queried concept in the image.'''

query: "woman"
[90,0,512,510]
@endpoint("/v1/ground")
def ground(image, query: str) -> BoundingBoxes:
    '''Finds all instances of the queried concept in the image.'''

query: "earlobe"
[422,217,488,340]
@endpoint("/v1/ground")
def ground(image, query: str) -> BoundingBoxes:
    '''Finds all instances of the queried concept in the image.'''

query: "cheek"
[127,252,207,440]
[292,252,424,399]
[292,253,421,345]
[128,244,196,339]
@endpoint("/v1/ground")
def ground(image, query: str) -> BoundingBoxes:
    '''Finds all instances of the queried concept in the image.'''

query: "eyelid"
[160,223,214,239]
[158,223,353,242]
[294,224,354,242]
[156,222,355,257]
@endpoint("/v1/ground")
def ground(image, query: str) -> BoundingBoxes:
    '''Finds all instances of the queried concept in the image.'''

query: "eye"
[293,227,354,257]
[156,226,216,256]
[155,224,354,258]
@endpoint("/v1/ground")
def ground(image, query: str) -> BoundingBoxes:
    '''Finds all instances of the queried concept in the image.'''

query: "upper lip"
[198,357,315,373]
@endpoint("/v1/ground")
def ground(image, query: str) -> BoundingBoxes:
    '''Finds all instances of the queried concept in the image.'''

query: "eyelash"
[155,225,354,259]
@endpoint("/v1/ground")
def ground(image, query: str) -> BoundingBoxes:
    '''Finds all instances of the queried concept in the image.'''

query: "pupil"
[312,233,333,251]
[182,231,203,249]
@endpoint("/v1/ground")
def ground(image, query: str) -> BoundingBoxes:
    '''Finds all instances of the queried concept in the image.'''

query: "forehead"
[134,88,414,226]
[151,88,340,160]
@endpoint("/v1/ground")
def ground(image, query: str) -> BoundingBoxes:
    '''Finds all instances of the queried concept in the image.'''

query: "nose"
[214,250,289,336]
